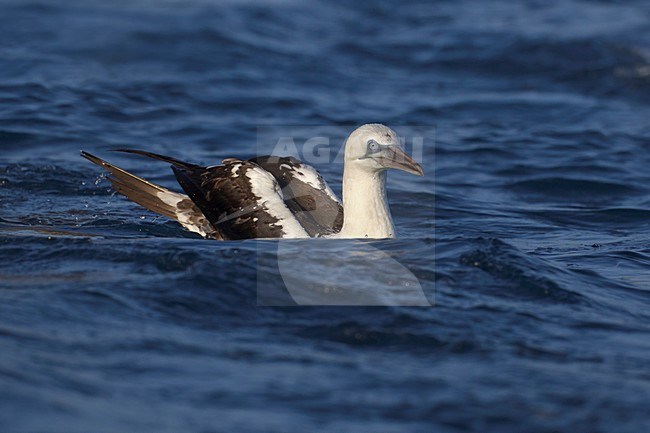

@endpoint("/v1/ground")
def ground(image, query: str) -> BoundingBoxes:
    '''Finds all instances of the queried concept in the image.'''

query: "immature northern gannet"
[82,124,423,240]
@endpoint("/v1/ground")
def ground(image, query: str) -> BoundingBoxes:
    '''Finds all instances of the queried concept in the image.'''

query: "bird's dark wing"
[112,148,202,169]
[81,151,222,239]
[172,159,309,240]
[249,156,343,236]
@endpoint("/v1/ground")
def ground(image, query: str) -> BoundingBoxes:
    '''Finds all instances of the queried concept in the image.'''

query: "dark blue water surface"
[1,0,650,431]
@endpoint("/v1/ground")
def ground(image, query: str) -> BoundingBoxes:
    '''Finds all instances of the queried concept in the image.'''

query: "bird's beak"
[375,146,424,176]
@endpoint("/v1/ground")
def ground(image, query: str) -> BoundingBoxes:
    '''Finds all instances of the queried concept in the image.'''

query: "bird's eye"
[367,140,380,152]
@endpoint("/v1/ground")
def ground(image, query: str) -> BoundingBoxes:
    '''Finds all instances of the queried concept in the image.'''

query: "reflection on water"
[261,240,431,306]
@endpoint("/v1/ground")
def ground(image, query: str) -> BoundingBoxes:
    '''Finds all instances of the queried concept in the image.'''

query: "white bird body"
[337,170,394,239]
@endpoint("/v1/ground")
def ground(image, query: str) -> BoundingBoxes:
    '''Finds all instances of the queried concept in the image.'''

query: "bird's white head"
[344,124,423,176]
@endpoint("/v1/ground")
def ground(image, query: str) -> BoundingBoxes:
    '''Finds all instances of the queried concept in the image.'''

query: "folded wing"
[171,159,309,240]
[250,155,343,236]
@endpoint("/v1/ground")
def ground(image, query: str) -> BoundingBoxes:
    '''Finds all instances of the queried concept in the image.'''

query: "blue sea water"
[1,0,650,431]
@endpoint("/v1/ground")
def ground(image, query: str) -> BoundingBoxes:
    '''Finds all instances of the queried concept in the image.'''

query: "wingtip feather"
[80,150,106,167]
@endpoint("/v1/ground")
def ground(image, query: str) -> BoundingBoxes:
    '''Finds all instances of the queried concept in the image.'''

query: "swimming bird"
[81,124,423,240]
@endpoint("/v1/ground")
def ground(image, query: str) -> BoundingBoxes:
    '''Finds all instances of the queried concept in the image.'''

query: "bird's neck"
[339,166,395,239]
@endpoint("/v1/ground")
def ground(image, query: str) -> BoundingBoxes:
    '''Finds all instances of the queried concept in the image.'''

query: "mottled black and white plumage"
[81,150,342,240]
[250,155,343,236]
[82,124,423,240]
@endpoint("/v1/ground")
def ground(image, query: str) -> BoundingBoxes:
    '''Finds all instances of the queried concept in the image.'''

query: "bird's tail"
[80,151,218,238]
